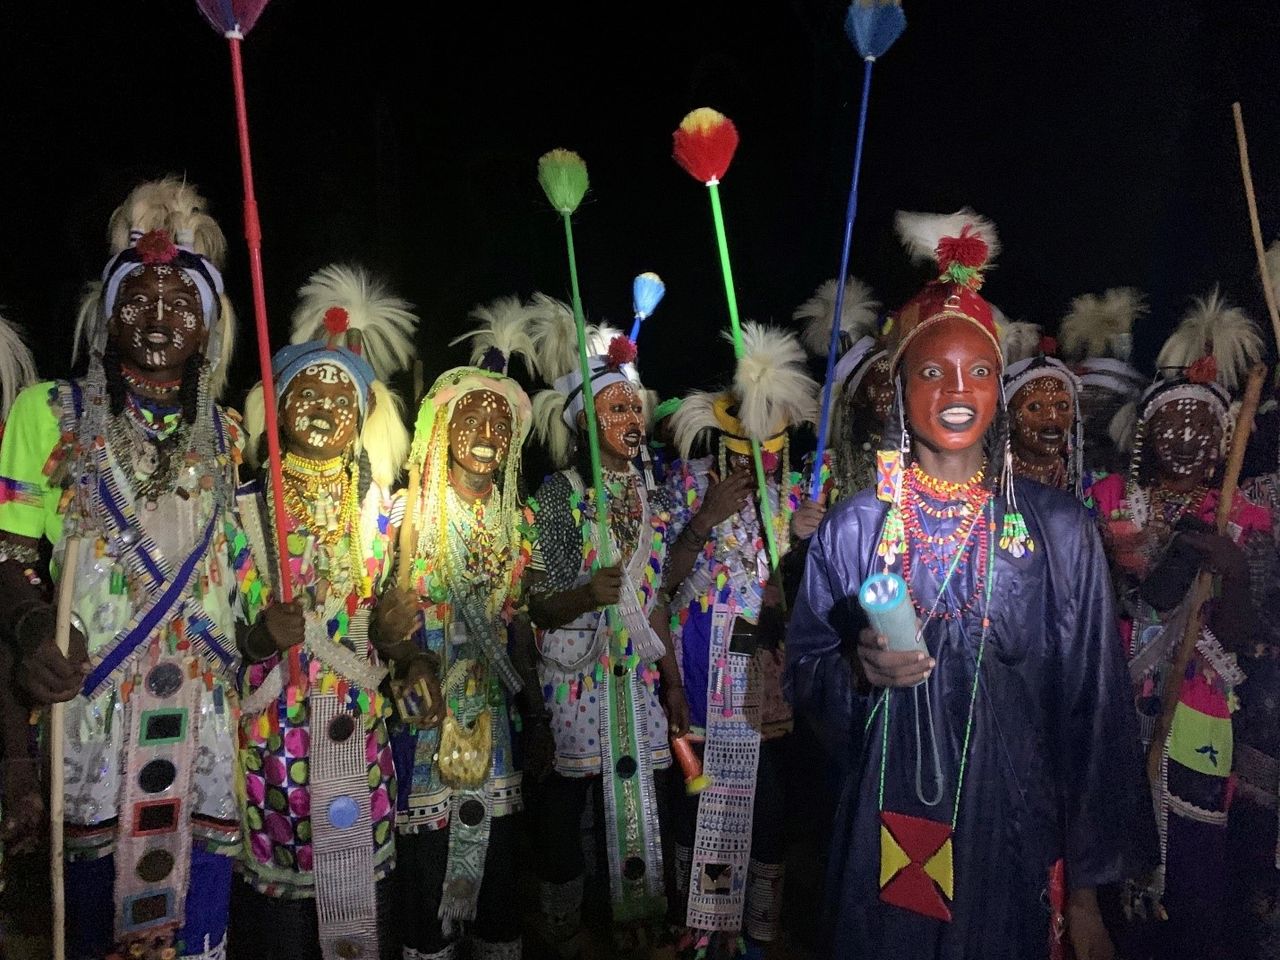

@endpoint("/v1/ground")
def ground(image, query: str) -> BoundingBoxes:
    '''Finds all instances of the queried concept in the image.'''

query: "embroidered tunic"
[392,490,529,832]
[528,468,683,775]
[786,481,1153,959]
[0,380,254,950]
[237,482,402,897]
[667,456,799,739]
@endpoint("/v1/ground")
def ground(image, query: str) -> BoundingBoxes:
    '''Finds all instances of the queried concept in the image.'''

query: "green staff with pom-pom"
[537,149,614,569]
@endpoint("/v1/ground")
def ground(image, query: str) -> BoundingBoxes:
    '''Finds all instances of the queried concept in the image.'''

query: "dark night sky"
[1,0,1278,409]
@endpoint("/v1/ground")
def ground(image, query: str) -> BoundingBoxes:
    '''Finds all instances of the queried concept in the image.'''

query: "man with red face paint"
[662,321,818,958]
[786,210,1152,960]
[1092,293,1267,960]
[525,309,690,957]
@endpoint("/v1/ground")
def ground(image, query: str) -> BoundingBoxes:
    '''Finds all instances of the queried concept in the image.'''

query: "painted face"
[855,355,895,426]
[280,363,361,459]
[902,320,1000,454]
[1148,397,1223,482]
[110,264,207,379]
[594,381,645,461]
[1010,375,1074,461]
[448,389,513,477]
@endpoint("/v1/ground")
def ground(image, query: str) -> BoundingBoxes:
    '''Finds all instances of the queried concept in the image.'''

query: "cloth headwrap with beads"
[554,355,639,429]
[101,229,224,329]
[1003,355,1081,401]
[272,341,377,417]
[1138,376,1231,433]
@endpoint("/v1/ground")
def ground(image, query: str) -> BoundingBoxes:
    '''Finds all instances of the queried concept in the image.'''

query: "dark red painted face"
[901,320,1000,455]
[1148,397,1223,483]
[110,263,208,381]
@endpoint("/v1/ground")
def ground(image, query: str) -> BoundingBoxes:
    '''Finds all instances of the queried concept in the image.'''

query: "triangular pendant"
[878,810,954,922]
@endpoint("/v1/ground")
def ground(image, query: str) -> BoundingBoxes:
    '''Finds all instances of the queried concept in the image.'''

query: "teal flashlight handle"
[858,572,924,654]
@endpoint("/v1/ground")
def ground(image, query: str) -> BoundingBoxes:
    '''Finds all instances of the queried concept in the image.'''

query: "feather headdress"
[448,295,538,378]
[895,207,1001,267]
[1059,287,1146,363]
[0,312,38,422]
[106,175,228,268]
[289,264,418,384]
[794,277,881,358]
[1000,321,1044,367]
[527,291,629,384]
[669,322,818,460]
[74,177,237,397]
[1155,288,1263,393]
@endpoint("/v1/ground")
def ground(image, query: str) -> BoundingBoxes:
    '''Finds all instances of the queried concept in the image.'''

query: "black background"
[1,0,1278,407]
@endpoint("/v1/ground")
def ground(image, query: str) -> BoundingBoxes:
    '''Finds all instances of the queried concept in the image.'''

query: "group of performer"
[0,177,1276,960]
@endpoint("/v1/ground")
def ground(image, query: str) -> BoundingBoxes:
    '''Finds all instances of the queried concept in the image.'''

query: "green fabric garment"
[0,381,67,544]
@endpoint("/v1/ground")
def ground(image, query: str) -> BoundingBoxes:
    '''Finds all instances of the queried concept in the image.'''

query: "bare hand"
[1067,888,1115,960]
[695,470,753,530]
[372,586,419,658]
[262,600,306,654]
[18,617,88,705]
[663,683,691,738]
[588,564,624,608]
[391,653,444,729]
[791,499,826,540]
[856,626,933,688]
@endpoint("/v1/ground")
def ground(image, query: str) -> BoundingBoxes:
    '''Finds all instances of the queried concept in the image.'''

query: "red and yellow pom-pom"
[1187,353,1218,385]
[936,225,989,271]
[606,335,637,370]
[324,306,350,335]
[673,107,740,184]
[136,229,179,265]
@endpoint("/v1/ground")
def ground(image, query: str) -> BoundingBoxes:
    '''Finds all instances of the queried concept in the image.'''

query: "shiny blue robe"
[785,480,1155,960]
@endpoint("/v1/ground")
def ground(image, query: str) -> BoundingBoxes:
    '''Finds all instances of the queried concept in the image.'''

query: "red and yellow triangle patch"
[879,810,954,922]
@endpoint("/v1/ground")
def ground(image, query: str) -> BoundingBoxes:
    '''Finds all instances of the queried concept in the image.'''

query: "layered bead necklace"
[602,467,644,562]
[276,451,363,601]
[900,464,993,621]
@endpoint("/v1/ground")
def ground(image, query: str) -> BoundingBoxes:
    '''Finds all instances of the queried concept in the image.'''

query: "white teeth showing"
[471,445,496,460]
[146,331,169,344]
[311,418,332,431]
[939,406,975,426]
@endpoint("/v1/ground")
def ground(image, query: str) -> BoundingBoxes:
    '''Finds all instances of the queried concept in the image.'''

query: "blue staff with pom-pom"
[810,0,907,501]
[630,272,666,343]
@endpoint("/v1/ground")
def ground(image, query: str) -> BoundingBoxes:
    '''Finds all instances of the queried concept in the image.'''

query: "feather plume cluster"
[895,208,1000,270]
[107,175,228,268]
[1155,289,1263,393]
[794,277,881,357]
[0,313,38,421]
[528,292,624,383]
[670,389,720,460]
[1058,288,1146,363]
[449,295,538,378]
[731,322,819,441]
[290,264,418,383]
[1000,321,1043,367]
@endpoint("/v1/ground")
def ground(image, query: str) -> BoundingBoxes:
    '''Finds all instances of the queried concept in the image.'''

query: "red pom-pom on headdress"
[936,225,989,272]
[1187,353,1218,385]
[1039,335,1058,356]
[136,229,179,265]
[323,306,350,335]
[605,335,637,370]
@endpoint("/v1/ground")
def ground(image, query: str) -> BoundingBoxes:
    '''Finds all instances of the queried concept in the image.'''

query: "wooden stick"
[1233,102,1280,352]
[50,536,82,960]
[397,464,420,593]
[1146,364,1267,784]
